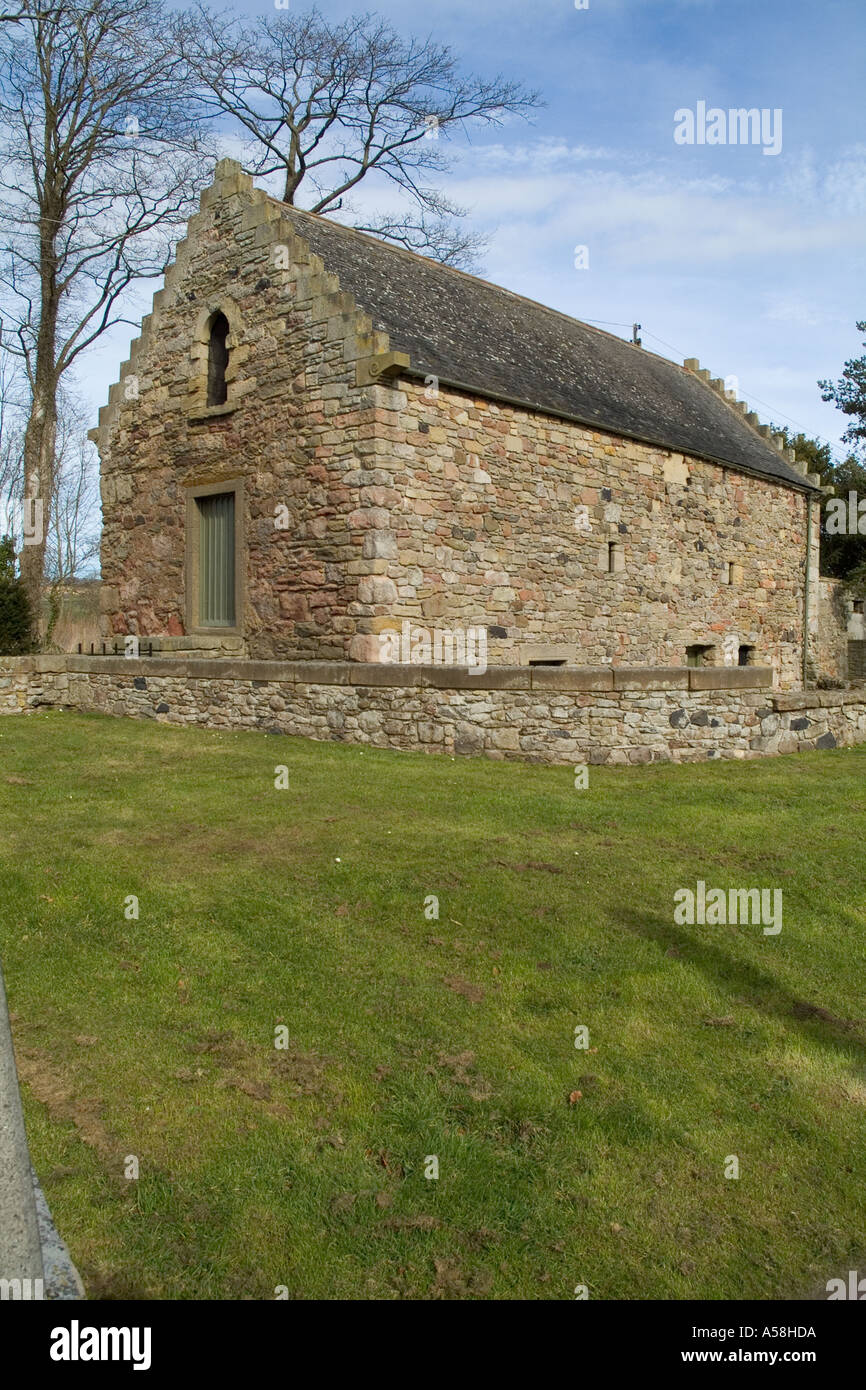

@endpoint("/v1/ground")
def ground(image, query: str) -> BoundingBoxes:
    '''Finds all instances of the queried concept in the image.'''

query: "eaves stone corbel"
[355,350,410,387]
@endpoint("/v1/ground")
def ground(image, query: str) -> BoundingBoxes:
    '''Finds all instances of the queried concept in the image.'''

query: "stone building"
[91,159,827,691]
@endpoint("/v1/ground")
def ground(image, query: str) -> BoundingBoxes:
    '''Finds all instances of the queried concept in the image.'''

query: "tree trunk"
[18,207,60,647]
[18,387,56,645]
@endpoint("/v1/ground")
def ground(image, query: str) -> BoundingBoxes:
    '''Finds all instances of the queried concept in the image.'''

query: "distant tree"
[42,395,101,647]
[773,427,834,483]
[771,425,866,583]
[0,345,24,514]
[0,532,32,652]
[815,323,866,593]
[840,557,866,602]
[176,5,540,268]
[820,454,866,585]
[819,321,866,458]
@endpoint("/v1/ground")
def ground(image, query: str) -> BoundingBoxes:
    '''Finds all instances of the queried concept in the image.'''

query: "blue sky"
[84,0,866,460]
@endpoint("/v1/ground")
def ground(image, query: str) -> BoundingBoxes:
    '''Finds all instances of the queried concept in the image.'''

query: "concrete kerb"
[0,961,84,1300]
[0,961,43,1291]
[32,1167,85,1300]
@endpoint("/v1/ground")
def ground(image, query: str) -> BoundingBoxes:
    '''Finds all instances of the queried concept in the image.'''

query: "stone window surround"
[722,560,744,586]
[185,478,246,638]
[601,540,626,573]
[206,311,230,406]
[188,298,250,421]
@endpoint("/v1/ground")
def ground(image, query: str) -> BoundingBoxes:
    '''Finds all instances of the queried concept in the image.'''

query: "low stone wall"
[3,655,866,764]
[0,659,58,715]
[768,689,866,753]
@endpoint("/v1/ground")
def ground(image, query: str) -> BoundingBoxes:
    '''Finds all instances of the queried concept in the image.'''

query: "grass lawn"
[1,709,865,1301]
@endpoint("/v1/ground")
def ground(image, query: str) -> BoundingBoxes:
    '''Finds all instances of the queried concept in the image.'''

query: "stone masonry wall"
[816,578,849,682]
[94,162,399,662]
[348,375,811,689]
[3,657,865,766]
[91,161,815,690]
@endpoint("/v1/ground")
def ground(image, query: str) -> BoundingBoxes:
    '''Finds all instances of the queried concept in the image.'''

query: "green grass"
[1,709,865,1300]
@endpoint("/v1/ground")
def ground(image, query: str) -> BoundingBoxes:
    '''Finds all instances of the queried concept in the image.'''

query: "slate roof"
[277,202,811,491]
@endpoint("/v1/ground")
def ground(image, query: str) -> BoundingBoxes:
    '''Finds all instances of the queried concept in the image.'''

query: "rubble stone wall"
[3,657,865,766]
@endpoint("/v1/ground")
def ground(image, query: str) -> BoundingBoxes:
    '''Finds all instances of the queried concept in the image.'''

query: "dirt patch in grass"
[219,1076,273,1102]
[444,975,484,1003]
[381,1213,442,1232]
[435,1050,493,1101]
[269,1047,333,1097]
[491,860,563,874]
[431,1255,494,1299]
[185,1025,336,1106]
[96,824,304,870]
[186,1028,251,1061]
[792,1000,865,1039]
[169,1024,339,1120]
[17,1048,114,1158]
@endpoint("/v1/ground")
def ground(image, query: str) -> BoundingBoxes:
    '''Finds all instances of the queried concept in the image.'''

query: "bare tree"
[0,0,208,640]
[0,340,25,530]
[0,5,50,21]
[177,5,540,268]
[43,393,100,644]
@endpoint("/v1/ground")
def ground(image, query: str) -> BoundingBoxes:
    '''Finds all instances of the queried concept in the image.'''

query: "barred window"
[197,492,235,626]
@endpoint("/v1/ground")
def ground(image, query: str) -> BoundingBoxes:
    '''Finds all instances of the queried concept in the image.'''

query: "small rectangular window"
[197,492,235,626]
[520,644,575,666]
[724,561,743,586]
[738,644,755,667]
[686,644,714,667]
[608,541,619,573]
[853,600,865,615]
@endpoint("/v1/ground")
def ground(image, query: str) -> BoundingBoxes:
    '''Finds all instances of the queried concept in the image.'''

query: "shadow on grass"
[616,907,866,1061]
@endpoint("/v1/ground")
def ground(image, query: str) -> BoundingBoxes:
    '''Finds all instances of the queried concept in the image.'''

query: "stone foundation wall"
[3,656,866,765]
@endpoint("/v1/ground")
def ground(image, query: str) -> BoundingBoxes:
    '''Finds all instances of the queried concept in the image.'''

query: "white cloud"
[762,297,848,330]
[468,139,622,167]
